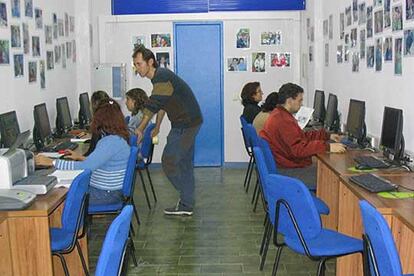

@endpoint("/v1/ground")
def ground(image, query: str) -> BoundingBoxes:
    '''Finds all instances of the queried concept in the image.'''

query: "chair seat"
[89,202,123,213]
[405,274,414,276]
[285,229,362,257]
[312,196,329,215]
[50,228,76,252]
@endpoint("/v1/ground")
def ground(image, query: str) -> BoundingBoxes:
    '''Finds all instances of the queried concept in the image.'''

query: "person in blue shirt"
[35,99,130,205]
[125,88,148,136]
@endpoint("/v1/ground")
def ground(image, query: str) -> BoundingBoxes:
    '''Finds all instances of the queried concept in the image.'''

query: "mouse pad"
[378,192,414,199]
[348,166,378,173]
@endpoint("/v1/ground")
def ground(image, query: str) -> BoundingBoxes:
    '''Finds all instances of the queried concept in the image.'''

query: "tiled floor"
[88,168,335,275]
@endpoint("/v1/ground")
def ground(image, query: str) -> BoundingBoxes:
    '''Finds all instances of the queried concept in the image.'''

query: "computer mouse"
[355,164,372,170]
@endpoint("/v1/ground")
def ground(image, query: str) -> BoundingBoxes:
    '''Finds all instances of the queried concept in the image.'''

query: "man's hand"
[35,155,54,167]
[134,128,144,144]
[330,133,343,143]
[329,143,346,153]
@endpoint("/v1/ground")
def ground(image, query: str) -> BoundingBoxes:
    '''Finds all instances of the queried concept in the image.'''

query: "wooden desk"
[316,150,414,275]
[0,188,88,275]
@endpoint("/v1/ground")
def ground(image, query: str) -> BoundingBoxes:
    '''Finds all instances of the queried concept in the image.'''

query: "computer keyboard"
[349,173,397,193]
[354,155,390,169]
[43,141,78,152]
[340,138,360,149]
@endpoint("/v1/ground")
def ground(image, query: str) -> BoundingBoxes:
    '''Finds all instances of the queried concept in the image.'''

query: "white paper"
[49,170,84,187]
[70,138,89,143]
[294,106,314,129]
[39,152,64,159]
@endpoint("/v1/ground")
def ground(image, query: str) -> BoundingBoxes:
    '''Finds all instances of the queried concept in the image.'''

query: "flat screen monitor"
[380,106,404,160]
[346,99,365,141]
[313,90,326,122]
[56,97,72,133]
[33,103,52,143]
[0,111,21,148]
[324,93,339,131]
[79,93,92,128]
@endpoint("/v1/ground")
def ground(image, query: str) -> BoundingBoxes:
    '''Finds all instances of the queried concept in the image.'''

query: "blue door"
[174,22,223,166]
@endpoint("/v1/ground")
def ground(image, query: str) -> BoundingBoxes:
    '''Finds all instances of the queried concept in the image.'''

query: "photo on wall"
[24,0,32,17]
[367,45,375,67]
[62,43,66,68]
[69,16,74,32]
[11,0,20,18]
[252,52,265,72]
[236,28,250,49]
[329,15,333,39]
[384,0,391,28]
[156,52,170,69]
[0,2,7,27]
[260,31,281,45]
[358,3,367,25]
[72,40,76,62]
[392,5,403,31]
[39,60,45,88]
[151,33,171,48]
[360,30,366,59]
[374,0,383,7]
[32,36,40,57]
[64,13,69,36]
[346,6,352,26]
[54,45,60,63]
[0,40,10,64]
[227,57,247,72]
[58,19,64,37]
[309,45,313,62]
[340,13,345,39]
[345,33,350,46]
[22,23,29,54]
[367,6,373,38]
[403,28,414,55]
[344,45,350,62]
[11,25,21,48]
[270,53,291,68]
[13,54,23,77]
[132,35,146,49]
[323,19,328,37]
[352,0,358,22]
[46,51,54,70]
[384,37,393,61]
[337,45,343,63]
[351,28,357,47]
[375,37,383,71]
[406,0,414,20]
[28,61,36,82]
[53,13,58,39]
[45,25,52,44]
[325,43,329,66]
[35,8,42,29]
[395,37,402,75]
[374,10,384,34]
[352,52,360,72]
[66,41,72,59]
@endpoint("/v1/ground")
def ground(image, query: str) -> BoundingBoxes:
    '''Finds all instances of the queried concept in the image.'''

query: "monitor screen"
[79,93,92,126]
[34,103,52,142]
[324,93,338,131]
[313,90,325,122]
[380,106,403,157]
[346,99,365,140]
[0,111,21,147]
[56,97,72,131]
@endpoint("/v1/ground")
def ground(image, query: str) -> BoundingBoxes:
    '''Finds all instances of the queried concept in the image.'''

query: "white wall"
[302,0,414,153]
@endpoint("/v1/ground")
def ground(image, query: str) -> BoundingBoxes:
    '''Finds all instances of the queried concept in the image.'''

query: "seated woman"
[125,88,149,136]
[253,92,279,134]
[35,99,130,205]
[241,82,263,123]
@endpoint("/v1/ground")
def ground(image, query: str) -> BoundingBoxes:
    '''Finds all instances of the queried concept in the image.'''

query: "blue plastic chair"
[266,172,362,276]
[125,115,131,125]
[240,115,255,192]
[359,200,414,276]
[50,170,91,276]
[95,205,134,276]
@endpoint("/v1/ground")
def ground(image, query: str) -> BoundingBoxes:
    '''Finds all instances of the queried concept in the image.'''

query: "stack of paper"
[49,170,84,188]
[294,106,314,129]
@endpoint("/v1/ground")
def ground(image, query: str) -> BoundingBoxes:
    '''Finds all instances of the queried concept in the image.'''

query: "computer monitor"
[346,99,366,144]
[56,97,73,134]
[79,93,92,129]
[380,106,404,161]
[313,90,326,122]
[324,93,340,132]
[33,103,52,150]
[0,111,21,148]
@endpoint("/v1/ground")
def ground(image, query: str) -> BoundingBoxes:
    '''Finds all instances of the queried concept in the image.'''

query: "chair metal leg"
[271,246,284,276]
[130,223,136,236]
[253,184,261,212]
[75,240,90,276]
[131,198,141,225]
[54,253,70,276]
[260,223,273,270]
[138,170,151,209]
[259,217,270,255]
[243,155,253,189]
[129,237,138,267]
[145,167,157,202]
[245,160,255,193]
[317,258,327,276]
[251,178,259,204]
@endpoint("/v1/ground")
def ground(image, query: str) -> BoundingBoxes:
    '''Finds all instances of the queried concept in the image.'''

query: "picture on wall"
[403,29,414,55]
[345,33,350,46]
[329,15,333,39]
[35,8,42,29]
[346,6,352,26]
[227,57,247,72]
[392,5,403,31]
[39,60,45,88]
[344,45,350,62]
[395,37,402,74]
[352,52,360,72]
[0,2,7,27]
[352,0,358,22]
[325,43,329,66]
[11,25,21,48]
[53,13,58,39]
[58,19,64,37]
[307,18,311,40]
[72,40,76,62]
[62,44,66,68]
[32,36,40,57]
[337,45,343,63]
[69,16,74,32]
[407,0,414,20]
[22,23,29,54]
[323,19,328,37]
[260,31,281,45]
[13,54,23,77]
[24,0,32,17]
[11,0,20,18]
[64,13,69,36]
[46,51,54,70]
[384,0,391,28]
[156,52,170,69]
[384,37,393,61]
[367,6,373,38]
[270,53,291,67]
[351,28,357,47]
[66,41,72,59]
[310,26,314,42]
[374,10,384,34]
[236,28,250,49]
[151,33,171,48]
[374,0,383,7]
[252,52,265,72]
[359,3,367,25]
[367,45,375,67]
[54,45,60,63]
[340,13,345,39]
[360,29,366,59]
[28,61,36,82]
[132,35,146,49]
[375,38,383,71]
[45,25,52,44]
[309,46,313,62]
[0,40,10,64]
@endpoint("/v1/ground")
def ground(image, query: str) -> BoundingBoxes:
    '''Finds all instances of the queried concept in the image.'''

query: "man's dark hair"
[278,83,304,104]
[132,45,158,68]
[240,82,260,106]
[261,92,279,112]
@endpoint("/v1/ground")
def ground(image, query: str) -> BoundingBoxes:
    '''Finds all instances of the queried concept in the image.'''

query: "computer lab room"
[0,0,413,275]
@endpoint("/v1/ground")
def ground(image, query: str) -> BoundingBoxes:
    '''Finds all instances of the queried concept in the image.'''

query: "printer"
[0,148,56,194]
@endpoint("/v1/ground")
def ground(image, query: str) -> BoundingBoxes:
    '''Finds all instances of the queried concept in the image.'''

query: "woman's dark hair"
[278,83,304,104]
[261,92,279,112]
[126,88,148,115]
[240,82,260,106]
[132,45,158,68]
[91,90,110,113]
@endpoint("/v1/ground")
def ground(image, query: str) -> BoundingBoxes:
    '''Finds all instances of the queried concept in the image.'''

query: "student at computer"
[241,82,263,123]
[35,99,130,205]
[125,88,149,136]
[260,83,346,185]
[91,90,110,113]
[252,92,279,134]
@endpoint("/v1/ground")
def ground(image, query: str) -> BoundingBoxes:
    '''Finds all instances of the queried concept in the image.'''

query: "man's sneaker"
[164,201,193,216]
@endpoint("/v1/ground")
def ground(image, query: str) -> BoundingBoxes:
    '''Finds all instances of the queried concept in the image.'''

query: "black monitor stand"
[33,126,44,151]
[383,135,405,164]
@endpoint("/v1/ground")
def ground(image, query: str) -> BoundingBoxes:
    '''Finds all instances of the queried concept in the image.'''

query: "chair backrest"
[240,115,252,152]
[122,146,139,198]
[129,134,137,146]
[244,123,259,147]
[266,173,321,239]
[140,123,156,161]
[359,200,403,276]
[61,170,92,233]
[257,137,277,174]
[253,147,270,199]
[95,205,133,276]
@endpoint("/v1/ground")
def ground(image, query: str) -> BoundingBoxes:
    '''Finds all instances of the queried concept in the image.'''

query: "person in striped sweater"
[35,99,130,205]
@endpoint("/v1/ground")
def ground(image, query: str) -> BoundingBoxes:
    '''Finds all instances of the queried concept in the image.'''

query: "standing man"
[132,46,203,216]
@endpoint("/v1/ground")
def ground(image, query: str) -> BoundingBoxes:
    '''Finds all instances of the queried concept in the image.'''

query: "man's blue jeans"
[162,125,201,208]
